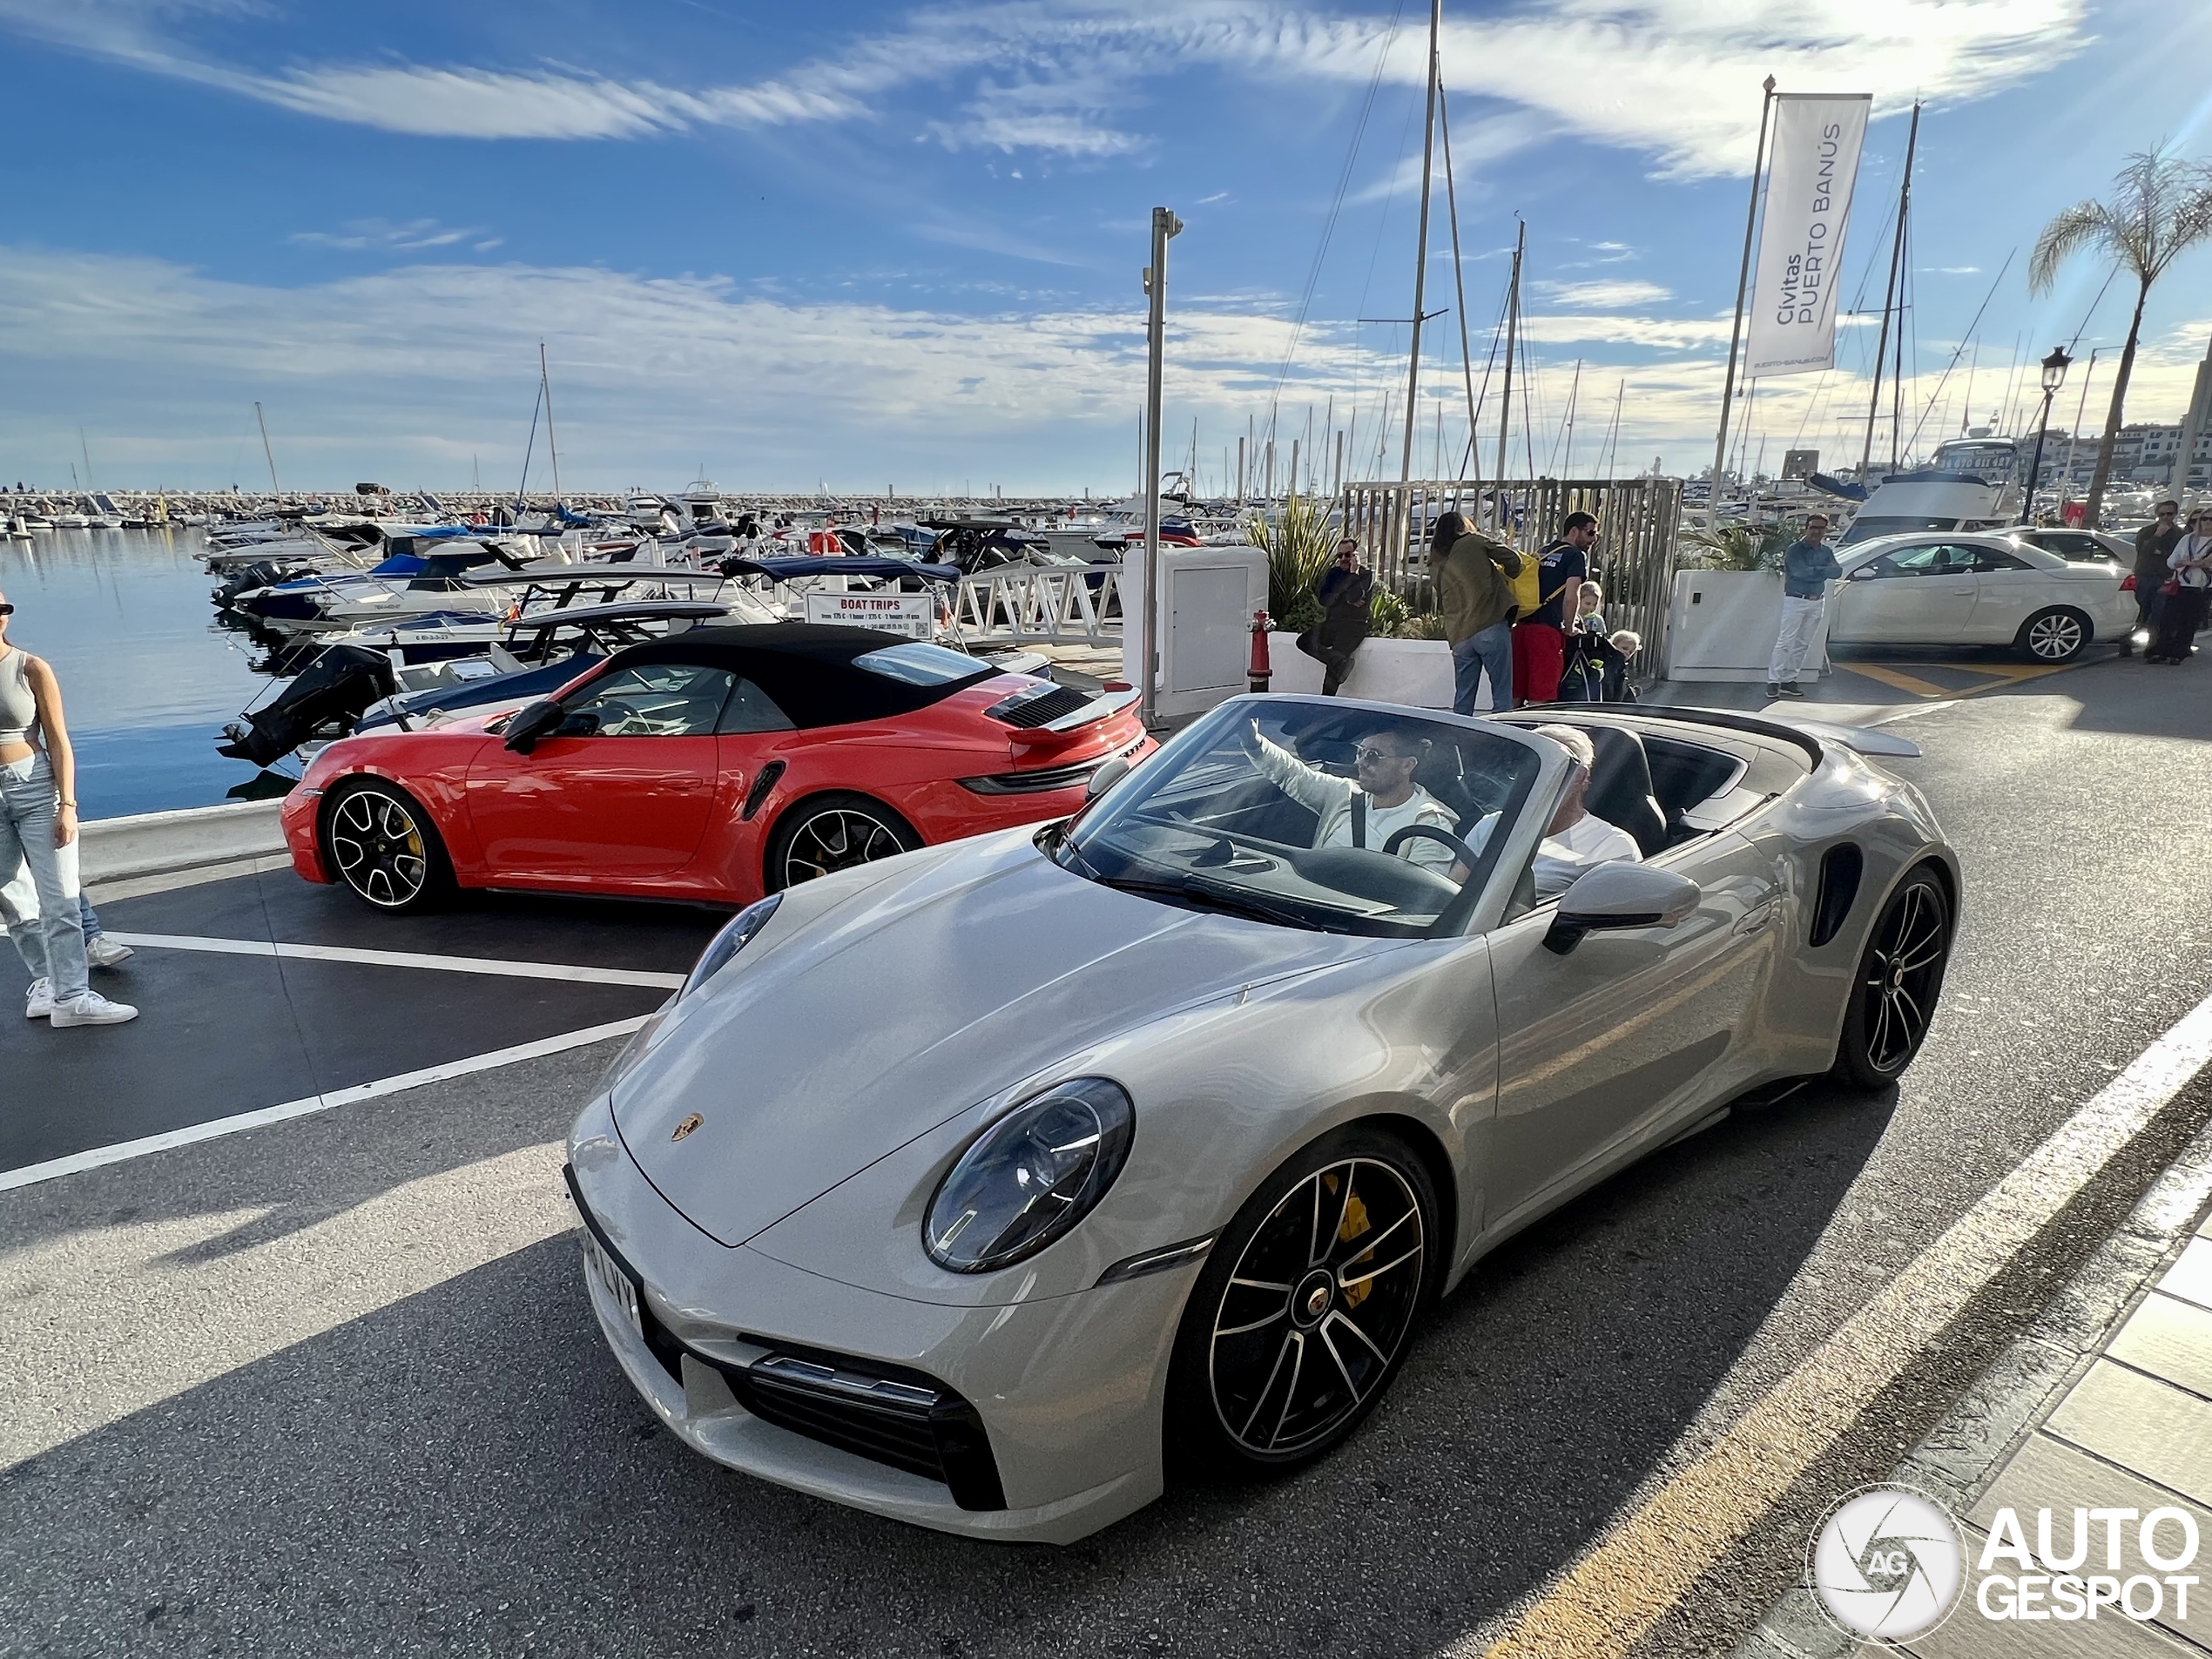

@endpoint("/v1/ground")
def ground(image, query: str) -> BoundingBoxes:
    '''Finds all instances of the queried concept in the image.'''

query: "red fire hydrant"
[1249,610,1273,693]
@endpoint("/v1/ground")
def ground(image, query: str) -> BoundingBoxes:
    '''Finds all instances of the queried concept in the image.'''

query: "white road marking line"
[1470,981,2212,1659]
[0,1016,648,1193]
[102,931,685,989]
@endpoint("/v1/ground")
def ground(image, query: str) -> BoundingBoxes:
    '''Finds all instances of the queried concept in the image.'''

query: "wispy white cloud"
[0,0,2092,170]
[290,218,487,252]
[1534,278,1673,309]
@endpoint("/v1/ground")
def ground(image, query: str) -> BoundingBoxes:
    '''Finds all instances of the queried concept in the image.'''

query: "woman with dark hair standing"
[1431,510,1522,714]
[0,586,138,1027]
[2146,509,2212,664]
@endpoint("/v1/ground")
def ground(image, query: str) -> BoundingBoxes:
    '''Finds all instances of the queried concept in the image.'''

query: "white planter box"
[1264,632,1467,709]
[1665,569,1828,683]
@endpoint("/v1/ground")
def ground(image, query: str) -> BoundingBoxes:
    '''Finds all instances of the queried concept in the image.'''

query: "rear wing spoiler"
[1008,687,1143,745]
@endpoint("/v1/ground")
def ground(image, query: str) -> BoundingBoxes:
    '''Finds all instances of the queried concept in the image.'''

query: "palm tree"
[2030,149,2212,523]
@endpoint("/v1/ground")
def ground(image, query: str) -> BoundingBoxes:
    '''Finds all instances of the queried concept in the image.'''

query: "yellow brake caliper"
[1338,1185,1374,1312]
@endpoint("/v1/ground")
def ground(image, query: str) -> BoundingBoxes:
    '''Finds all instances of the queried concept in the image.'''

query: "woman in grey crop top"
[0,589,138,1025]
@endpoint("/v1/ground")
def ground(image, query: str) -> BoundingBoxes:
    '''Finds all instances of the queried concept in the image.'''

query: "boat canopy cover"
[719,555,961,585]
[594,623,999,729]
[366,551,430,577]
[509,599,730,630]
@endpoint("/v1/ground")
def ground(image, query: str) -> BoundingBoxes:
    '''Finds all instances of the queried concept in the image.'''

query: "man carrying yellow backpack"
[1510,511,1595,705]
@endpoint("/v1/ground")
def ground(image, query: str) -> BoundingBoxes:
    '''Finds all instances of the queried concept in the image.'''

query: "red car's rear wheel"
[764,793,921,892]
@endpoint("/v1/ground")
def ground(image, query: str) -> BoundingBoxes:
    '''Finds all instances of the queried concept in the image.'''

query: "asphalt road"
[3,649,2210,1659]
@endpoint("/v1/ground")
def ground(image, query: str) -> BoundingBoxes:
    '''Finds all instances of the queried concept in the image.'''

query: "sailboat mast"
[539,343,562,501]
[1397,0,1444,485]
[1438,78,1481,484]
[1496,221,1523,499]
[1859,102,1919,478]
[253,403,279,495]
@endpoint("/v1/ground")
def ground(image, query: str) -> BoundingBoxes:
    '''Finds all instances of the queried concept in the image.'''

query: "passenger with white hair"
[1527,724,1640,900]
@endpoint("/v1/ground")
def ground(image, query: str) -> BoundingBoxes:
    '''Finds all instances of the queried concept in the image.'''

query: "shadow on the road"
[0,1081,1893,1658]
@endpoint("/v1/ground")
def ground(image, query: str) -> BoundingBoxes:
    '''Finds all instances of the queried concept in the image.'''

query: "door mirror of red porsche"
[1085,756,1131,800]
[502,698,563,754]
[1544,862,1702,954]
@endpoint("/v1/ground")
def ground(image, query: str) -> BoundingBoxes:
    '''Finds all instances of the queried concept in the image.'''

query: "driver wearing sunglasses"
[1245,718,1460,874]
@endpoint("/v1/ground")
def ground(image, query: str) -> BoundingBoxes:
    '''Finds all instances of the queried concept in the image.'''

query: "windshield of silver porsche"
[1051,701,1541,936]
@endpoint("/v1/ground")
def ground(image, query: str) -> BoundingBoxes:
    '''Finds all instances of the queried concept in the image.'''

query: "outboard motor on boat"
[217,644,395,766]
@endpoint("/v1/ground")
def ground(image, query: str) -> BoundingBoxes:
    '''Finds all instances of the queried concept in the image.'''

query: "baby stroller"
[1561,624,1640,704]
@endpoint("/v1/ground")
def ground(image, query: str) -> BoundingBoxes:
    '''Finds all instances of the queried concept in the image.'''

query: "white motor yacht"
[1832,436,2023,545]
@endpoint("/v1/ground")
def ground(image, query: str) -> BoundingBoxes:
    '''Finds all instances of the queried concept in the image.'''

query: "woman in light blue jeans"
[0,588,137,1027]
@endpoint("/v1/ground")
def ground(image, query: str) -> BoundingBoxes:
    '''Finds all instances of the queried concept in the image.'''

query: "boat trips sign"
[803,590,936,639]
[1746,93,1871,379]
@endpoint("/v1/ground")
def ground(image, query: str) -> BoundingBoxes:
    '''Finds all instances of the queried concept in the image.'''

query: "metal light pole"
[1138,206,1184,731]
[2020,345,2072,524]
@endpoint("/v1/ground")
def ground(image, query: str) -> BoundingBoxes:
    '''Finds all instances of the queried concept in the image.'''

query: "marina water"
[1,529,276,816]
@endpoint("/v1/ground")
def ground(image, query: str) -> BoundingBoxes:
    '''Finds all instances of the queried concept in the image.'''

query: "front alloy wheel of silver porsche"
[1170,1129,1438,1473]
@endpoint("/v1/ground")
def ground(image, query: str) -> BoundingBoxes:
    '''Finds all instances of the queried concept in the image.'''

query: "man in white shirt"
[1248,720,1461,874]
[1527,724,1641,899]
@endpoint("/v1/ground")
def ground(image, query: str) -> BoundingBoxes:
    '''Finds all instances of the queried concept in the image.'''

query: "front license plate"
[581,1227,644,1340]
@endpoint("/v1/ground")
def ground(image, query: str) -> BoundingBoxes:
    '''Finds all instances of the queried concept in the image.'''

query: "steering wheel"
[1383,824,1481,868]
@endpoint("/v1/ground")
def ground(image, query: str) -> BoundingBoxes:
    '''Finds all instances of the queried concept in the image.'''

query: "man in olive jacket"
[1433,511,1524,713]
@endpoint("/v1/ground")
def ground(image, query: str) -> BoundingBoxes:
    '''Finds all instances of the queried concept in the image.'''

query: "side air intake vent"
[1811,843,1864,947]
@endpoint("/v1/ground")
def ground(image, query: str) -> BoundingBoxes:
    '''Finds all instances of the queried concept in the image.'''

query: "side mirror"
[1544,862,1702,954]
[1844,565,1873,581]
[502,698,563,754]
[1085,755,1131,800]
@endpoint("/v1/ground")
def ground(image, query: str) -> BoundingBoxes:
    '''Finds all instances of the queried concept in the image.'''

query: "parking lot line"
[1834,663,1956,698]
[0,1015,649,1193]
[1469,981,2212,1659]
[102,932,685,990]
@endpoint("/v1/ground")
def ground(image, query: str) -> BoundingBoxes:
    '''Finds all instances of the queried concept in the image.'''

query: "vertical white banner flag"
[1745,94,1871,378]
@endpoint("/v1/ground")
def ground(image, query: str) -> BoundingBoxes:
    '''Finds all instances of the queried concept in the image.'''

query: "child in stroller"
[1561,624,1642,703]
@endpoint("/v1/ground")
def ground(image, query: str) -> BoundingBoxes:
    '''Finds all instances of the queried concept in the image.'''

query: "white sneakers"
[24,982,138,1027]
[84,935,135,968]
[51,991,138,1027]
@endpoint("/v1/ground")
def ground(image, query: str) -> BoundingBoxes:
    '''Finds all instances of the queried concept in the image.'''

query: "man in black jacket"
[1298,537,1376,695]
[2130,501,2182,654]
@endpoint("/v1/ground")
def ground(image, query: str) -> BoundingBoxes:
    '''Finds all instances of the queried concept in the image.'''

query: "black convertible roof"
[601,623,999,729]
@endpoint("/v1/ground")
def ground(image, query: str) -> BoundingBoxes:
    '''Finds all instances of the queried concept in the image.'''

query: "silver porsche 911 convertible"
[565,694,1958,1542]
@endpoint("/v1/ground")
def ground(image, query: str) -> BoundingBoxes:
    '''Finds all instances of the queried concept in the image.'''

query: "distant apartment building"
[2037,423,2212,491]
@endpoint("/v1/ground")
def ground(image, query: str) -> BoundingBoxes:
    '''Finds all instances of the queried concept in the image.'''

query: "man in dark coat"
[2130,501,2182,654]
[1298,536,1376,696]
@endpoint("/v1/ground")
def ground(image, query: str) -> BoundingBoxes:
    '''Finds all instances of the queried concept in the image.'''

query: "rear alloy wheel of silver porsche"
[765,793,921,892]
[1831,864,1952,1090]
[1170,1129,1438,1473]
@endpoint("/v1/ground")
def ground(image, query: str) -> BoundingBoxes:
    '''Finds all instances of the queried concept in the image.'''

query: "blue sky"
[2,0,2209,495]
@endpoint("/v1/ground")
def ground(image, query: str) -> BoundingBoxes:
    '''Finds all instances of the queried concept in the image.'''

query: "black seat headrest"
[1580,725,1669,858]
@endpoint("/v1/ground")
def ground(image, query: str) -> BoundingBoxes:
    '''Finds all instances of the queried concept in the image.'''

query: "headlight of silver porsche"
[923,1077,1135,1273]
[681,893,782,1000]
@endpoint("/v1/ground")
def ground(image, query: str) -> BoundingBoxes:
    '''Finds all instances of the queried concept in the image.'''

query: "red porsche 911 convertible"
[280,624,1155,913]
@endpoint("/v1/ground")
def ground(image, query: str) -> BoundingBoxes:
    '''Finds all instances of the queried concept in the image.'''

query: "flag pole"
[1710,76,1777,527]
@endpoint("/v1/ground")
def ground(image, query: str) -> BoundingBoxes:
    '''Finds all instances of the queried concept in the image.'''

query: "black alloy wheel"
[2016,607,2090,663]
[1831,864,1952,1089]
[323,781,451,914]
[1169,1127,1439,1474]
[763,792,921,892]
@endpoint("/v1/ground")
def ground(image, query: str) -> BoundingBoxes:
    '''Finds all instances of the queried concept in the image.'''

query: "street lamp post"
[2020,346,2073,525]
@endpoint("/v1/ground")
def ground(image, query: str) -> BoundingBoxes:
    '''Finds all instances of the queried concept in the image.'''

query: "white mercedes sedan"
[1830,531,2134,662]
